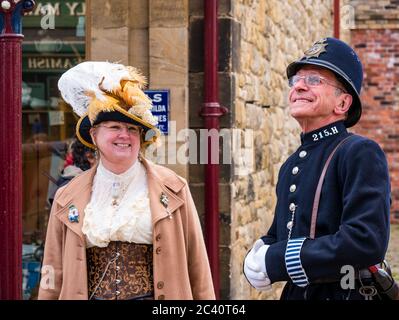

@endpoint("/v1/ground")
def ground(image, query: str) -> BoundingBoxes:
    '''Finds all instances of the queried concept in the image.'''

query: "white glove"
[243,239,271,291]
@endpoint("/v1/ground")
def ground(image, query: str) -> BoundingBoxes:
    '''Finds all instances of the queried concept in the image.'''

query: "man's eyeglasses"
[95,124,141,135]
[288,74,346,92]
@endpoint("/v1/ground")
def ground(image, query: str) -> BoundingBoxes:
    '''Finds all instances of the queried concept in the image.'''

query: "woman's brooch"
[160,192,172,219]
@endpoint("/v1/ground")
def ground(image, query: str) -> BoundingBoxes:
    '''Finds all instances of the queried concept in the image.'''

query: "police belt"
[312,268,374,284]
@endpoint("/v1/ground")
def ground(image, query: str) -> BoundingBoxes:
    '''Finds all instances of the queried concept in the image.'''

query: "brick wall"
[348,0,399,221]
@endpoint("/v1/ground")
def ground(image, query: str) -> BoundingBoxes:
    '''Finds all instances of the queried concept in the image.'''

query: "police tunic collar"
[300,121,347,146]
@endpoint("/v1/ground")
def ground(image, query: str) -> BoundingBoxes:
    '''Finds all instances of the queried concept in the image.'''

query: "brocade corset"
[87,241,154,300]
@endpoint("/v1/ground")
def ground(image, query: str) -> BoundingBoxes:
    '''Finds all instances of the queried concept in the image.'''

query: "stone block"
[189,0,233,17]
[234,99,246,127]
[234,201,251,225]
[189,72,234,128]
[128,28,149,78]
[129,0,149,28]
[149,0,188,27]
[219,245,231,299]
[245,103,264,131]
[189,17,240,72]
[219,183,231,213]
[162,162,188,180]
[219,212,231,246]
[91,27,129,63]
[168,86,188,133]
[189,183,230,215]
[91,0,128,28]
[189,163,231,184]
[149,27,188,87]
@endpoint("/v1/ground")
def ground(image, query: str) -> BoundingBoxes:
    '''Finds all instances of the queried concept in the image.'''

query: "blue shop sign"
[145,90,169,135]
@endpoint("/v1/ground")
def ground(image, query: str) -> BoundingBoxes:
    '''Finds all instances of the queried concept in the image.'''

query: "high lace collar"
[96,159,140,184]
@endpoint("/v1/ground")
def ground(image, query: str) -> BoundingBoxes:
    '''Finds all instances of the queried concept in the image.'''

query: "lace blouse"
[82,160,152,248]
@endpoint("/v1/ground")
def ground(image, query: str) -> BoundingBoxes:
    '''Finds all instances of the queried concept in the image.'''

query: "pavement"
[386,224,399,281]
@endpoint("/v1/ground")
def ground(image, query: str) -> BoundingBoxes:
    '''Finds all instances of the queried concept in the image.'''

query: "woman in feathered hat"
[38,61,215,300]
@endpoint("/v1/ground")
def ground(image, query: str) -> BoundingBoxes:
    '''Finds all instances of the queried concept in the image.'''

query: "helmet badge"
[304,38,328,59]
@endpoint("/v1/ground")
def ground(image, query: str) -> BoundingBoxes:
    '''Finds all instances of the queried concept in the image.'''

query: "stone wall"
[230,0,333,300]
[87,0,150,75]
[87,0,189,179]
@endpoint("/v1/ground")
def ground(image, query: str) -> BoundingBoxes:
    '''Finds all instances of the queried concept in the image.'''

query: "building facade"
[20,0,397,300]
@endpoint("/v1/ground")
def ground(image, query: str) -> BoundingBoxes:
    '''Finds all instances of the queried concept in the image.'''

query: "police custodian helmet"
[286,37,363,128]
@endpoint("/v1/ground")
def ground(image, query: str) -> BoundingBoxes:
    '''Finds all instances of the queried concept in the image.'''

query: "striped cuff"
[285,237,309,287]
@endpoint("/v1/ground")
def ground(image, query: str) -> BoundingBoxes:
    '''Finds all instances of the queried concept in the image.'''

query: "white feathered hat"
[58,61,160,149]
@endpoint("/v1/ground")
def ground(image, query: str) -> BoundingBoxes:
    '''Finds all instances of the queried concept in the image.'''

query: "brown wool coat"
[38,158,215,300]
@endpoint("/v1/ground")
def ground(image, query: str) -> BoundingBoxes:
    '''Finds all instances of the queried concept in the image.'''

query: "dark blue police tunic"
[261,120,391,300]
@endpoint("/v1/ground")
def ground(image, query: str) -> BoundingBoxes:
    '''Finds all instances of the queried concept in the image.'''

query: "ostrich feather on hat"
[58,61,158,126]
[58,61,160,149]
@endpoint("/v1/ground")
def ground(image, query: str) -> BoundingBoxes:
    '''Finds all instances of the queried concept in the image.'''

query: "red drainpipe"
[201,0,227,299]
[0,0,35,299]
[334,0,340,38]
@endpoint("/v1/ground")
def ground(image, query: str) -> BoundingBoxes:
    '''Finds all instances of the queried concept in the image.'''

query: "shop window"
[22,0,86,300]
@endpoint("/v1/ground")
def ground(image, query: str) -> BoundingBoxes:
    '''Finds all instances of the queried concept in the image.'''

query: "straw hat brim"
[76,105,160,149]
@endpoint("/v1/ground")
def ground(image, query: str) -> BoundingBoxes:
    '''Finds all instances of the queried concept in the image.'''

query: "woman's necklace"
[110,181,131,207]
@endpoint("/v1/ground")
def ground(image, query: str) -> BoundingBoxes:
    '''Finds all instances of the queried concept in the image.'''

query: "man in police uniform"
[243,37,391,300]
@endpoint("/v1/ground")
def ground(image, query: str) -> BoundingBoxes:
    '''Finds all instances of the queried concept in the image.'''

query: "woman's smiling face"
[90,121,142,173]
